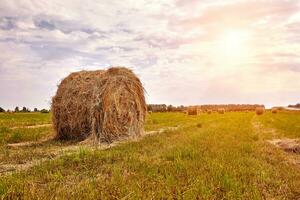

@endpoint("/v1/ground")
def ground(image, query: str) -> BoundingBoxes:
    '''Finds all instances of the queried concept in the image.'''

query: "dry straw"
[256,107,265,115]
[271,108,278,114]
[218,108,225,114]
[51,67,146,143]
[187,106,201,115]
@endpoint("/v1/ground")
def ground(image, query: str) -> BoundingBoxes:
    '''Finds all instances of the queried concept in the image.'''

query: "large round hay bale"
[217,108,225,114]
[187,106,201,115]
[271,108,278,114]
[256,107,264,115]
[51,67,146,143]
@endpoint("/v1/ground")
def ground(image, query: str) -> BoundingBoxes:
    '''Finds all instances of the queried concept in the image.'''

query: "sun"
[221,30,250,57]
[214,29,252,70]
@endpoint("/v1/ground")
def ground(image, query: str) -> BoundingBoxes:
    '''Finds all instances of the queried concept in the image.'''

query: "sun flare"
[214,29,252,70]
[220,30,250,56]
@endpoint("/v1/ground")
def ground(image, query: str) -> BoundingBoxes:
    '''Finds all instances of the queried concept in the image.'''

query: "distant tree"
[34,108,38,112]
[147,105,152,112]
[0,107,5,112]
[167,105,173,112]
[15,106,19,112]
[162,104,167,112]
[22,107,27,112]
[40,109,49,113]
[288,103,300,108]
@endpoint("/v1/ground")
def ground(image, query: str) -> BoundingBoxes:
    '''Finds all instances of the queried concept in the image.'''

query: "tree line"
[147,104,267,113]
[0,106,50,113]
[288,103,300,109]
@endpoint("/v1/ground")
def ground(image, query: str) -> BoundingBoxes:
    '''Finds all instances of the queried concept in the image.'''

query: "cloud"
[0,16,17,30]
[178,0,299,27]
[0,0,300,109]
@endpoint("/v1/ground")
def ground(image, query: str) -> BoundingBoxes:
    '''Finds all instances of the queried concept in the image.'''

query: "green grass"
[258,111,300,138]
[0,126,52,144]
[0,113,55,166]
[0,113,52,145]
[0,113,51,128]
[0,112,300,199]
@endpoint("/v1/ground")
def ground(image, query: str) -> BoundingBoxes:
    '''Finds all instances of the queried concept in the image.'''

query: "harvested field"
[1,112,300,199]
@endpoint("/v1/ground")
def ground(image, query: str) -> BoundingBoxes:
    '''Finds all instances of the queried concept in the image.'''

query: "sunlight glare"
[214,29,252,70]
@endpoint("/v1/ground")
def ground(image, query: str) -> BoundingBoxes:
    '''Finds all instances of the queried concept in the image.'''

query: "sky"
[0,0,300,110]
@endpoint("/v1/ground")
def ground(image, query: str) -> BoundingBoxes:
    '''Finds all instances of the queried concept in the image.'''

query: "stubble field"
[0,111,299,199]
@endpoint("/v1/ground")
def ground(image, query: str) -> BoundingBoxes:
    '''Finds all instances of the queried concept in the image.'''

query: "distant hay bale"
[271,108,278,114]
[207,110,212,114]
[187,106,201,115]
[256,107,265,115]
[51,67,146,143]
[218,108,225,114]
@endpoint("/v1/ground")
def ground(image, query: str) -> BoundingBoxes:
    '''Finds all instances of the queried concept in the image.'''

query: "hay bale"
[207,110,212,114]
[51,67,146,143]
[217,108,225,114]
[271,108,278,114]
[256,107,264,115]
[187,106,201,115]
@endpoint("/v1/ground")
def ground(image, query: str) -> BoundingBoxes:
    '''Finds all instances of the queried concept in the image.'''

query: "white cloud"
[0,0,299,109]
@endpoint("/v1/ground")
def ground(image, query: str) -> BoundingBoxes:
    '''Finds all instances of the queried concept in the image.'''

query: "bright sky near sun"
[0,0,300,109]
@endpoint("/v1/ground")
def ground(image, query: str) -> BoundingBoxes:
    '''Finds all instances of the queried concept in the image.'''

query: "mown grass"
[0,112,300,199]
[0,126,52,144]
[0,113,52,144]
[0,113,51,128]
[258,111,300,138]
[144,112,210,131]
[0,113,55,166]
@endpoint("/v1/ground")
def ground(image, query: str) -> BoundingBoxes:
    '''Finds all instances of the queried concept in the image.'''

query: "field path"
[251,115,300,167]
[251,115,277,139]
[10,124,52,130]
[0,126,179,176]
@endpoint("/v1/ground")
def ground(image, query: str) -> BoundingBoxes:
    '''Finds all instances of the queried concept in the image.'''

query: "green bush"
[40,109,49,113]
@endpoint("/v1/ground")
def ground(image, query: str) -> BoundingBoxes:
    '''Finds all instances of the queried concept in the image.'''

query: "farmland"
[0,111,300,199]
